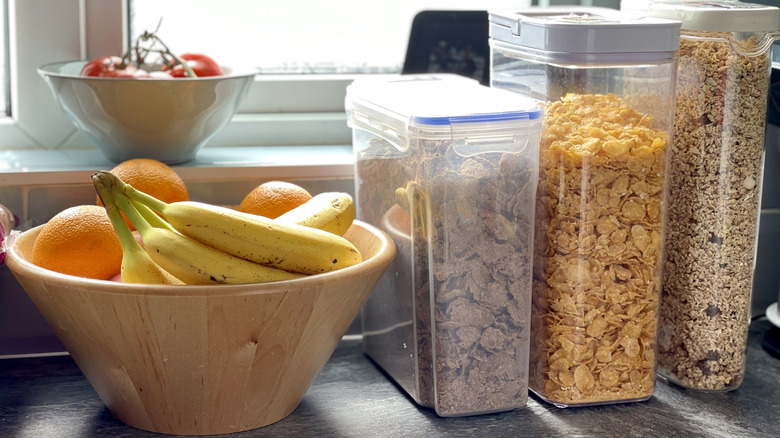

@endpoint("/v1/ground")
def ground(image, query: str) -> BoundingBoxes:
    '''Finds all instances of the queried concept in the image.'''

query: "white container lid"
[347,75,542,125]
[647,1,780,32]
[489,7,681,59]
[345,74,543,154]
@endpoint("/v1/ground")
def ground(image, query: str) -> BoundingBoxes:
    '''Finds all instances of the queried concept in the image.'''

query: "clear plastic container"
[489,8,680,407]
[347,74,543,416]
[644,0,780,392]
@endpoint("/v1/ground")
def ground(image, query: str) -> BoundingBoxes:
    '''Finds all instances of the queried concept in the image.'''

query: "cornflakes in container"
[489,7,680,407]
[645,0,780,392]
[348,74,543,416]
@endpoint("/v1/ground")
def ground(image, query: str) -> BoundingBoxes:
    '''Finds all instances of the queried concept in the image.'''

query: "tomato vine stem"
[119,20,197,78]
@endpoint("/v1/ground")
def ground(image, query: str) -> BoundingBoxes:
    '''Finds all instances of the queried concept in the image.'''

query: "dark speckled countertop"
[2,319,779,438]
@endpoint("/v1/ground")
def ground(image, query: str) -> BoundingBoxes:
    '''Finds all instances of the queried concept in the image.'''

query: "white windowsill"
[0,145,356,187]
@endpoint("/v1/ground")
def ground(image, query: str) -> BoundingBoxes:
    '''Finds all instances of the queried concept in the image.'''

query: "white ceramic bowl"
[38,61,256,164]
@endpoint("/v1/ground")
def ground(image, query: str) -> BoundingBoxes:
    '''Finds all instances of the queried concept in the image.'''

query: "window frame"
[0,0,7,116]
[0,0,353,151]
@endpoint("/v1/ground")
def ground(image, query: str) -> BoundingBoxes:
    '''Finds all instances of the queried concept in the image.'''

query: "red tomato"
[80,56,150,78]
[167,53,224,77]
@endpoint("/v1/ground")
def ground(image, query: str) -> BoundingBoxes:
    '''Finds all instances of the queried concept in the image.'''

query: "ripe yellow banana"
[112,190,304,285]
[275,192,355,236]
[121,239,185,285]
[148,201,360,275]
[94,171,362,275]
[93,174,183,285]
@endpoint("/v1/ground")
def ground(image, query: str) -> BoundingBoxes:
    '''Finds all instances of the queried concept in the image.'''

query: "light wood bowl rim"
[6,219,394,297]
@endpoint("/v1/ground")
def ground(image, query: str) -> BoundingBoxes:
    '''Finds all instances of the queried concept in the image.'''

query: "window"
[1,0,7,117]
[0,0,88,150]
[128,0,527,145]
[129,1,529,75]
[3,0,534,152]
[130,0,404,75]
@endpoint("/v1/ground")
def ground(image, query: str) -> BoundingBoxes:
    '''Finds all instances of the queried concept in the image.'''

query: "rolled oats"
[658,34,771,391]
[530,93,669,405]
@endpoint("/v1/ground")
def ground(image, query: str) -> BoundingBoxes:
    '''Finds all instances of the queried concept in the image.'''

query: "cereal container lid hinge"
[347,103,410,152]
[489,7,681,62]
[446,116,541,157]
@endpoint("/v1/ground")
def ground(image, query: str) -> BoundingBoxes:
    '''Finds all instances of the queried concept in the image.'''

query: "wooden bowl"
[5,220,395,435]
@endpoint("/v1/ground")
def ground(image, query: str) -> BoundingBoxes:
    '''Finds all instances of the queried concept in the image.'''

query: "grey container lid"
[647,1,780,33]
[489,7,681,62]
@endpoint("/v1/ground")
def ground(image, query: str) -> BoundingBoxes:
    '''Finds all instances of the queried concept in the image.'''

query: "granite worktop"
[1,319,779,438]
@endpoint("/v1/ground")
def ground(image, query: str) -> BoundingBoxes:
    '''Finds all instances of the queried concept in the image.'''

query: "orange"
[238,181,312,219]
[32,205,123,280]
[96,158,189,229]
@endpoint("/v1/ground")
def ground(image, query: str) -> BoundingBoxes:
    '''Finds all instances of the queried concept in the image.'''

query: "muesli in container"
[348,74,543,416]
[490,8,680,407]
[646,0,780,392]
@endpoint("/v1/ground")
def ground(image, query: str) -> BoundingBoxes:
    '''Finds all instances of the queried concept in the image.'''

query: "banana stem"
[94,170,172,232]
[93,171,147,231]
[120,181,170,215]
[113,192,155,235]
[132,199,177,232]
[92,173,144,256]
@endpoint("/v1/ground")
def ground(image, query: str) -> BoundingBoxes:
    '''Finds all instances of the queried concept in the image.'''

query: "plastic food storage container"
[644,0,780,392]
[489,8,680,407]
[347,74,543,417]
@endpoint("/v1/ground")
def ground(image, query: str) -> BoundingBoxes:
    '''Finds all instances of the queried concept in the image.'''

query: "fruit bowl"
[38,60,256,164]
[5,220,395,435]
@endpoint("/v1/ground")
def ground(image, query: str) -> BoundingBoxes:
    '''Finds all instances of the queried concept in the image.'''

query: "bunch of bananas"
[92,170,360,285]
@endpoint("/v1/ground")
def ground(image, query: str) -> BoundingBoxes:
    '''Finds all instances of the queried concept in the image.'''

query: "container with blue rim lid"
[346,74,542,156]
[348,73,542,417]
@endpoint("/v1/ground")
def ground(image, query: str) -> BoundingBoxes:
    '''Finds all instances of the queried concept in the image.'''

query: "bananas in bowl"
[92,170,361,285]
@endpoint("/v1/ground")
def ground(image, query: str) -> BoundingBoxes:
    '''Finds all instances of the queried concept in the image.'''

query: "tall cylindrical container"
[490,8,681,407]
[646,1,780,392]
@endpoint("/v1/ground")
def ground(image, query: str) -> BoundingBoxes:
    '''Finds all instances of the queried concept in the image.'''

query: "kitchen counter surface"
[2,319,779,438]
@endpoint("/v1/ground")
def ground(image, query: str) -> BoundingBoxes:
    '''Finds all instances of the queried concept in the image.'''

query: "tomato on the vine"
[77,31,223,79]
[80,56,150,78]
[166,53,224,78]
